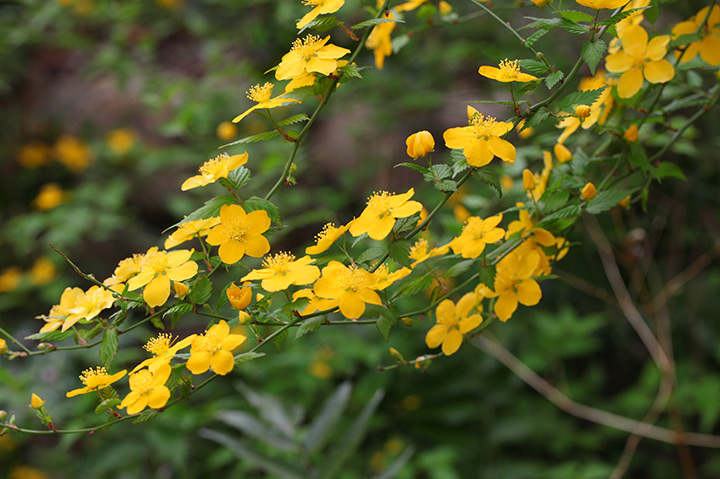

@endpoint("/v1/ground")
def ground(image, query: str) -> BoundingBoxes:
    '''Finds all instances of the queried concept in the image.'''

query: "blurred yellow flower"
[29,257,57,285]
[624,124,639,142]
[17,142,51,169]
[54,135,93,172]
[106,128,136,155]
[30,393,45,409]
[0,267,22,293]
[671,5,720,65]
[296,0,345,29]
[33,183,65,210]
[216,121,238,141]
[365,11,396,69]
[581,182,597,199]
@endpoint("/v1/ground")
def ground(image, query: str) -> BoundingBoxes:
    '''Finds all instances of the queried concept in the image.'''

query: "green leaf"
[430,164,453,180]
[337,64,363,79]
[164,302,193,328]
[366,304,397,341]
[388,239,411,268]
[558,18,589,34]
[394,212,421,235]
[132,409,158,424]
[472,167,503,198]
[277,113,309,126]
[351,17,402,30]
[24,329,74,342]
[515,78,542,95]
[219,131,279,149]
[356,247,386,265]
[586,188,637,214]
[395,273,434,297]
[395,162,431,175]
[627,142,656,177]
[478,264,496,290]
[657,162,687,181]
[523,28,549,48]
[299,15,341,34]
[189,275,212,305]
[273,328,288,350]
[233,351,265,366]
[434,179,458,192]
[519,59,550,76]
[304,382,352,454]
[545,70,565,89]
[540,190,570,214]
[216,410,295,451]
[445,259,475,278]
[375,315,396,341]
[581,40,607,75]
[95,398,121,414]
[295,315,326,339]
[100,328,118,369]
[226,166,252,190]
[243,196,281,225]
[176,195,235,227]
[599,7,649,27]
[536,203,582,228]
[559,10,595,23]
[556,88,605,112]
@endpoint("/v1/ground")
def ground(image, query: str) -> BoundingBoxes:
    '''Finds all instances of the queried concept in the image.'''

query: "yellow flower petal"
[442,329,463,355]
[644,59,674,84]
[617,68,644,98]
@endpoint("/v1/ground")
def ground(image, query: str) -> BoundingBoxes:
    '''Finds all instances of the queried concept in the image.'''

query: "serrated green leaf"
[472,167,503,197]
[277,113,310,126]
[100,328,118,369]
[395,274,434,297]
[219,131,279,149]
[395,162,431,175]
[545,70,565,89]
[393,213,421,235]
[430,164,453,180]
[24,329,75,342]
[375,315,396,341]
[227,166,251,190]
[516,78,542,95]
[586,188,637,214]
[599,7,649,27]
[351,17,402,30]
[434,179,457,192]
[175,195,235,228]
[189,275,212,305]
[525,108,551,129]
[559,10,595,23]
[627,142,656,177]
[536,204,581,228]
[356,247,386,264]
[95,398,121,414]
[295,315,326,339]
[388,239,411,268]
[273,329,288,350]
[581,40,607,75]
[558,19,588,34]
[524,28,550,48]
[243,197,281,225]
[299,15,341,34]
[133,409,158,424]
[338,64,363,79]
[540,190,570,214]
[163,302,193,328]
[657,162,687,181]
[556,88,606,112]
[234,351,265,366]
[478,264,496,290]
[519,59,549,76]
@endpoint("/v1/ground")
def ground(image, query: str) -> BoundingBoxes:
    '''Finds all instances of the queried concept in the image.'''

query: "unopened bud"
[238,311,251,324]
[0,338,7,355]
[30,394,45,410]
[389,347,405,361]
[0,410,7,421]
[173,281,189,297]
[522,169,536,191]
[574,105,591,119]
[405,130,435,159]
[624,124,639,142]
[439,0,452,14]
[581,182,597,200]
[227,282,252,309]
[554,143,572,163]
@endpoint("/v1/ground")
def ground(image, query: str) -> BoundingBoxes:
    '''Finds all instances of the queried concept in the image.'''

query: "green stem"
[0,326,32,354]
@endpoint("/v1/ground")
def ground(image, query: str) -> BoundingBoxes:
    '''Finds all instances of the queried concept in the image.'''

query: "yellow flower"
[443,106,516,167]
[38,286,83,333]
[186,320,247,375]
[425,292,483,356]
[131,333,196,373]
[439,1,452,14]
[8,466,50,479]
[0,338,7,354]
[506,206,556,250]
[448,214,504,259]
[127,247,199,307]
[17,142,51,168]
[365,11,396,69]
[62,286,117,332]
[241,253,320,292]
[205,204,271,264]
[373,264,411,290]
[406,130,435,158]
[581,182,597,199]
[232,83,301,124]
[313,261,382,319]
[605,25,674,98]
[556,70,615,143]
[574,104,591,119]
[227,282,252,309]
[409,238,449,266]
[104,253,145,288]
[181,152,248,191]
[119,364,172,414]
[624,124,639,142]
[296,0,345,29]
[349,188,423,241]
[276,35,350,80]
[30,394,45,409]
[478,59,538,83]
[292,288,339,315]
[395,0,428,11]
[530,0,551,7]
[29,257,56,285]
[54,135,93,172]
[575,0,628,8]
[306,222,352,255]
[106,128,136,155]
[554,143,572,163]
[164,217,220,249]
[33,184,65,210]
[522,169,536,191]
[216,121,237,141]
[671,5,720,66]
[66,367,127,397]
[485,249,542,322]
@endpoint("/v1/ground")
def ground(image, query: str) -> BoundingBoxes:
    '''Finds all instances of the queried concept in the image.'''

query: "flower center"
[469,113,498,138]
[129,370,154,394]
[144,333,173,356]
[79,367,109,386]
[409,238,429,260]
[367,191,392,218]
[462,217,487,240]
[316,223,338,242]
[291,35,323,60]
[342,266,369,292]
[226,217,250,242]
[247,82,274,103]
[498,58,521,78]
[262,252,296,274]
[199,155,227,177]
[143,250,169,274]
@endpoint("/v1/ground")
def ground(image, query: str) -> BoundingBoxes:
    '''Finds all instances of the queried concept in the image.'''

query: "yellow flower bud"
[389,347,404,361]
[522,169,536,191]
[227,282,252,309]
[0,338,7,354]
[624,124,639,143]
[581,182,597,200]
[173,281,189,297]
[217,121,238,141]
[574,105,591,119]
[30,394,45,409]
[619,195,630,208]
[238,311,251,324]
[530,0,551,7]
[405,130,435,159]
[554,143,572,163]
[0,410,7,420]
[439,0,452,14]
